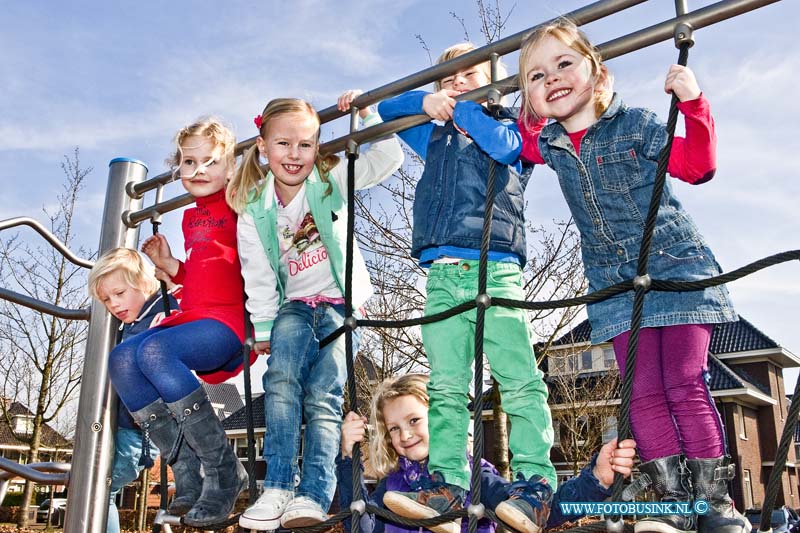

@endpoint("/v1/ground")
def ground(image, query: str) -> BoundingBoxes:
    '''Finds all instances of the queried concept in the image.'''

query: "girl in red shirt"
[108,118,248,528]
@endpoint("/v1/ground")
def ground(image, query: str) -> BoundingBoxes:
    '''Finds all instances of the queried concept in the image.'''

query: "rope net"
[149,25,799,533]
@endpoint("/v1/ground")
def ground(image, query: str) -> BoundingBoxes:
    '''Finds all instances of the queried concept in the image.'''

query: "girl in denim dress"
[516,19,745,533]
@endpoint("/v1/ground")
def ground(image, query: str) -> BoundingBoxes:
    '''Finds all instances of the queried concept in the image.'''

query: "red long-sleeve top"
[519,95,716,185]
[158,189,255,384]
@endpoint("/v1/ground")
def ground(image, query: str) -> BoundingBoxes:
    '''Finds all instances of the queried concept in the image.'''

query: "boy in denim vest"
[378,43,555,533]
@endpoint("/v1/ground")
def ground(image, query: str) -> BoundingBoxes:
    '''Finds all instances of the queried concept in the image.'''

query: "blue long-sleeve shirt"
[377,91,523,167]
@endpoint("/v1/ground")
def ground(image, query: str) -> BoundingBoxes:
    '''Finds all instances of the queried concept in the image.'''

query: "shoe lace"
[506,473,552,512]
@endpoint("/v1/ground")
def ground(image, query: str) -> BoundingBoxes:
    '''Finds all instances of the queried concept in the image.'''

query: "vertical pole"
[63,158,147,533]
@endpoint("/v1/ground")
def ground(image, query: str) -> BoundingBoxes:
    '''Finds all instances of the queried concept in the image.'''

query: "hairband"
[253,115,263,130]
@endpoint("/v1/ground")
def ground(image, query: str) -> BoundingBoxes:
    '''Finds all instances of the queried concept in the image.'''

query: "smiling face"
[256,111,319,205]
[383,394,430,462]
[177,136,232,198]
[96,271,147,324]
[523,34,600,132]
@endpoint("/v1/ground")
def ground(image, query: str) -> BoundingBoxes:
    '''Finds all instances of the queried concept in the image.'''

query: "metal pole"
[63,157,146,533]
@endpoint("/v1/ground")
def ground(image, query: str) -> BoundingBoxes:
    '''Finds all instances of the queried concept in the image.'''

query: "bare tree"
[546,346,621,476]
[0,148,92,526]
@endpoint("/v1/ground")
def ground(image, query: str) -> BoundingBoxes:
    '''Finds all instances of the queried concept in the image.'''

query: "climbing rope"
[149,210,173,533]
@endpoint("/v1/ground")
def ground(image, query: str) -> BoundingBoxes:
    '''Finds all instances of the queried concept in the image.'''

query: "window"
[235,438,249,458]
[581,350,593,371]
[603,348,616,369]
[603,415,618,442]
[743,469,754,511]
[552,419,561,448]
[13,415,34,435]
[738,404,747,439]
[576,416,588,446]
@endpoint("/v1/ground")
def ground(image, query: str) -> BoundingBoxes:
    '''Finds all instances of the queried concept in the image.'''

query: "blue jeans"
[107,427,158,533]
[262,301,357,510]
[108,319,241,411]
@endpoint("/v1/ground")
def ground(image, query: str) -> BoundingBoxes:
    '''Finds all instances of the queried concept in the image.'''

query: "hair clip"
[253,115,263,130]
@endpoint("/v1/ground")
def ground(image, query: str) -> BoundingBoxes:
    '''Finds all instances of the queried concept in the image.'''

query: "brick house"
[543,316,800,511]
[0,399,72,495]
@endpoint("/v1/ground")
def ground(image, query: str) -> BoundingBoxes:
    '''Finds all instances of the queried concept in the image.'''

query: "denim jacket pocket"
[596,149,642,192]
[651,239,712,281]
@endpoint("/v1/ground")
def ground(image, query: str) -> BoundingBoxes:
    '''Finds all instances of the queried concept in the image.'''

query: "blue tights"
[109,319,241,411]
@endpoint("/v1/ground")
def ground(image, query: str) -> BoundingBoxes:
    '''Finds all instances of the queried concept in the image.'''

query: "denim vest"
[411,106,532,264]
[539,94,736,343]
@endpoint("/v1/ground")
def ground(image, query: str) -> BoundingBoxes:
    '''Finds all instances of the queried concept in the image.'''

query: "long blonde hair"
[226,98,339,214]
[369,373,430,478]
[518,18,613,128]
[434,42,508,92]
[167,117,236,180]
[88,248,159,301]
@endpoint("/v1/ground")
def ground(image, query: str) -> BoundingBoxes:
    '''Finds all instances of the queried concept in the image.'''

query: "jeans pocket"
[651,240,711,280]
[597,148,643,192]
[487,265,522,287]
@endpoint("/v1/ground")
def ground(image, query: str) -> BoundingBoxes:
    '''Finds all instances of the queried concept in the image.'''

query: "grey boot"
[633,455,696,533]
[167,387,248,528]
[686,457,751,533]
[129,399,202,515]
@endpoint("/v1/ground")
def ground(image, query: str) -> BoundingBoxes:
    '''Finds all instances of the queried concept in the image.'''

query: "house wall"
[723,401,765,509]
[726,359,798,510]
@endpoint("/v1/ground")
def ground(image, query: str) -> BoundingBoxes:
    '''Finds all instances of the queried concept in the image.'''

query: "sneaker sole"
[634,520,694,533]
[238,514,282,531]
[495,502,542,533]
[280,514,326,529]
[383,492,461,533]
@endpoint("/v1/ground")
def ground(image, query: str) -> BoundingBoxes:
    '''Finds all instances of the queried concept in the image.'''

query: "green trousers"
[422,260,556,490]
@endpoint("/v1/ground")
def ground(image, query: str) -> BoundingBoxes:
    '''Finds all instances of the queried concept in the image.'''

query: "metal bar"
[317,0,647,120]
[0,461,70,504]
[0,459,70,484]
[0,286,89,320]
[598,0,782,60]
[63,158,146,533]
[0,217,94,269]
[325,0,781,154]
[123,192,193,228]
[131,0,784,218]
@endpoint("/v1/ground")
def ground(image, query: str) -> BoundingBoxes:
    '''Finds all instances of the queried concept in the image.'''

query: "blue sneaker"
[494,474,553,533]
[383,471,465,533]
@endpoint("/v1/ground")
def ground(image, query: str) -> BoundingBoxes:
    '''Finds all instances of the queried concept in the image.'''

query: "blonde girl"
[232,93,403,530]
[110,118,249,528]
[517,19,743,533]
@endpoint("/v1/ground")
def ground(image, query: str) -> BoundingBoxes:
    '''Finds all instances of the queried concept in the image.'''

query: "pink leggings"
[613,324,725,461]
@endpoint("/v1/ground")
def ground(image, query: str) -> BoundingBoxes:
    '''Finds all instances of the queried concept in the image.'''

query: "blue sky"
[1,0,798,393]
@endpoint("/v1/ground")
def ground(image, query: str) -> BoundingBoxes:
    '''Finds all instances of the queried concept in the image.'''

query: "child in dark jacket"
[337,374,637,533]
[89,248,180,533]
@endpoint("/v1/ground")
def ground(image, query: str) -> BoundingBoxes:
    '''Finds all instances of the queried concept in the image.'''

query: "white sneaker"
[280,496,328,528]
[238,487,293,530]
